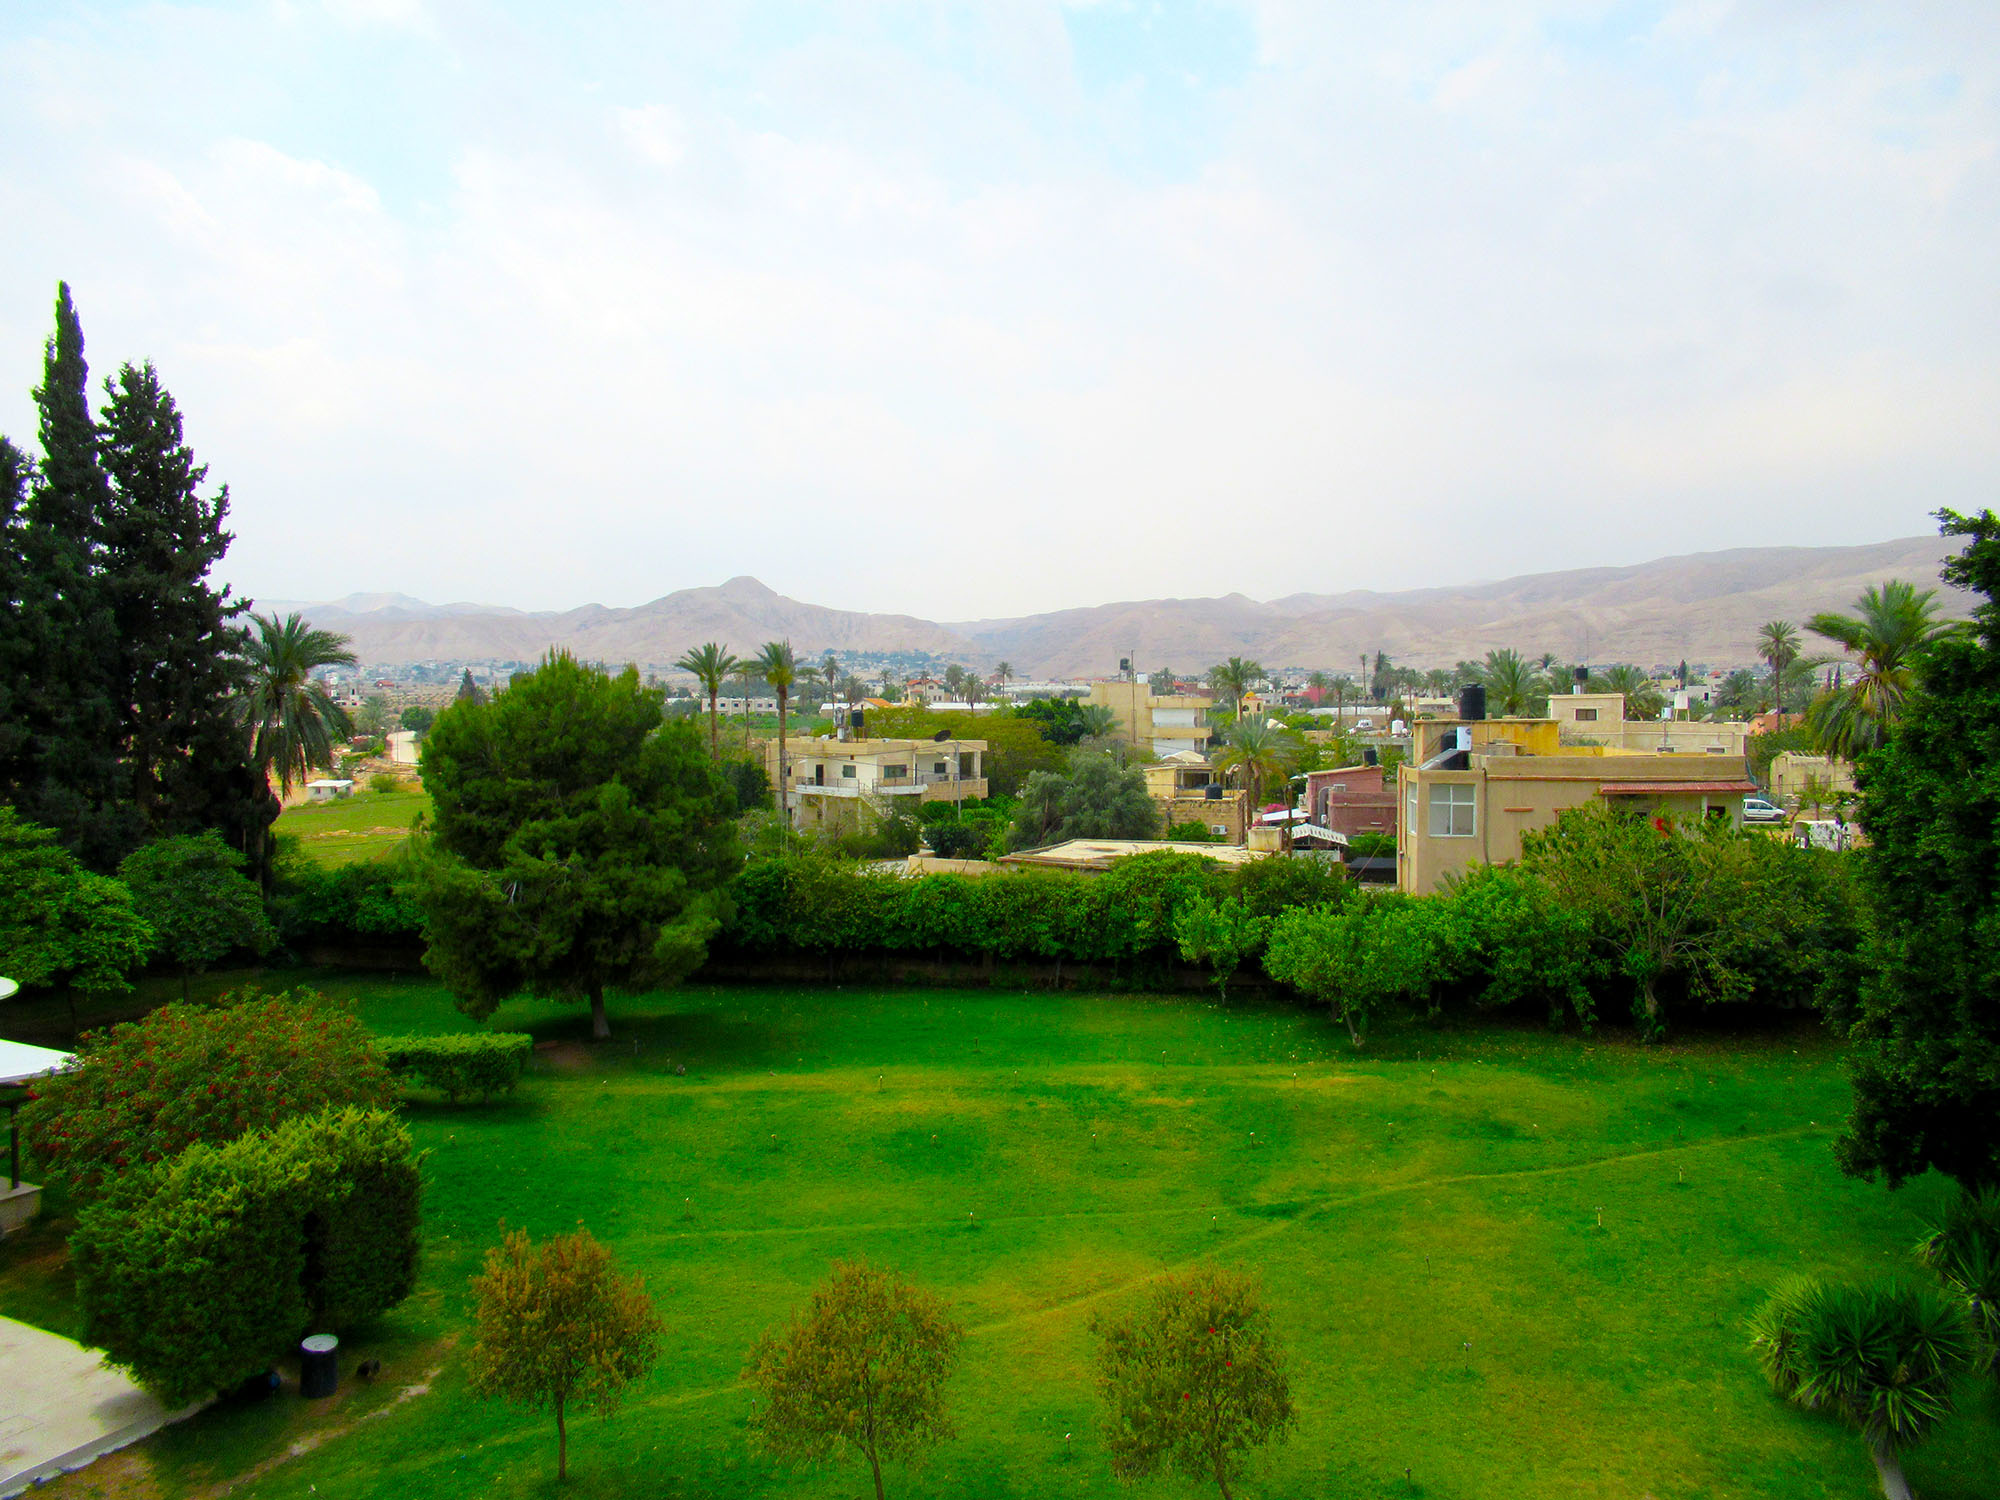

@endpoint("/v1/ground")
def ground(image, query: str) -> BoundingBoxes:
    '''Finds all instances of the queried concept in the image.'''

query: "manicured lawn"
[5,978,1996,1499]
[273,787,432,865]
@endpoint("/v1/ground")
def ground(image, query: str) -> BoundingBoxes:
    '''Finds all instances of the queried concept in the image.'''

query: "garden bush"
[267,854,426,950]
[20,987,393,1194]
[380,1032,534,1102]
[70,1106,421,1406]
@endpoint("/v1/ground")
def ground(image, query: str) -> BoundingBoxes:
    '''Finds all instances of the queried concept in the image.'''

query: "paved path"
[0,1315,199,1497]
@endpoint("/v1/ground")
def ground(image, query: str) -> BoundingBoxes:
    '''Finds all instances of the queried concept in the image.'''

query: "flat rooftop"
[998,839,1271,873]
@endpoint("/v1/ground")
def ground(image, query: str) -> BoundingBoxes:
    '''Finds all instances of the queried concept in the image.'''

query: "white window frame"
[1429,782,1476,838]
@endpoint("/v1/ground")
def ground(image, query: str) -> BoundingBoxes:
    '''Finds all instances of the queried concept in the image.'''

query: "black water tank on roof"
[1457,684,1487,722]
[1363,747,1379,766]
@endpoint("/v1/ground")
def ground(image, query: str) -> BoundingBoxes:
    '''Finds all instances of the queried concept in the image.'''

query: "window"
[841,765,856,779]
[883,764,907,780]
[933,761,949,775]
[1574,707,1599,722]
[1429,783,1476,838]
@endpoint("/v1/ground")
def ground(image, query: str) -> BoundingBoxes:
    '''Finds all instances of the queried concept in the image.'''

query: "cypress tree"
[97,359,264,848]
[7,283,130,866]
[0,438,34,792]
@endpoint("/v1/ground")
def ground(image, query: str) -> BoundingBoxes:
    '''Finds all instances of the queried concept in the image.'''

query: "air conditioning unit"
[1211,824,1228,837]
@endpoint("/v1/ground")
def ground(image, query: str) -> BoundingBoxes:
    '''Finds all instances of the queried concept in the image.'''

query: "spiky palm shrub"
[1749,1277,1974,1500]
[1915,1190,2000,1376]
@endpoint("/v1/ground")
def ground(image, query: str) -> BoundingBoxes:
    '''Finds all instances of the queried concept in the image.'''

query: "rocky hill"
[275,535,1972,677]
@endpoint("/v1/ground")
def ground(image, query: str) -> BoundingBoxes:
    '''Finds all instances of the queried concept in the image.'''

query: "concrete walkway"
[0,1316,201,1497]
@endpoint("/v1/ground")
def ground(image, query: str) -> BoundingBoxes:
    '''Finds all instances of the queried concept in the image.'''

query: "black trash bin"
[300,1334,339,1398]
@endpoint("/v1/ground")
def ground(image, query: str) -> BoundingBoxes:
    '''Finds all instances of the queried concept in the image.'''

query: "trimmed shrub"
[20,988,393,1195]
[70,1106,422,1406]
[268,856,426,950]
[923,821,988,860]
[380,1032,533,1103]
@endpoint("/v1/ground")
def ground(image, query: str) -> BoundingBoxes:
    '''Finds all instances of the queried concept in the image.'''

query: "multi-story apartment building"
[1086,681,1216,758]
[768,735,988,833]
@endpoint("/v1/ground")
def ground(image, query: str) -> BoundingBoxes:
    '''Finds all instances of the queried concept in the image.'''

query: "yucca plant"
[1750,1277,1974,1500]
[1915,1189,2000,1375]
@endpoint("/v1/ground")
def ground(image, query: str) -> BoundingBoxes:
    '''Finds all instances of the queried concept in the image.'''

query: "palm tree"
[1304,670,1333,707]
[1757,621,1801,719]
[675,642,740,758]
[1750,1278,1973,1500]
[1214,715,1295,819]
[1598,664,1665,721]
[821,652,840,708]
[1326,673,1354,722]
[755,640,797,819]
[1206,657,1263,717]
[1074,702,1120,742]
[1477,649,1542,717]
[1805,582,1952,759]
[1915,1190,2000,1374]
[237,613,356,879]
[1423,667,1453,698]
[994,660,1014,692]
[240,612,357,796]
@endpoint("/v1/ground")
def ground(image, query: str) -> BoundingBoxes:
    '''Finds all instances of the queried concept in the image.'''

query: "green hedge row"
[719,852,1351,965]
[268,856,426,949]
[380,1032,533,1102]
[70,1106,422,1406]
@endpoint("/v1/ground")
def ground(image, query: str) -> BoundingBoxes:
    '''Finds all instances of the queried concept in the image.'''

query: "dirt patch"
[532,1041,598,1073]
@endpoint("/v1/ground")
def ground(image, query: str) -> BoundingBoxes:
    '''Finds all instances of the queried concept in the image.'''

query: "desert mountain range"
[266,534,1972,680]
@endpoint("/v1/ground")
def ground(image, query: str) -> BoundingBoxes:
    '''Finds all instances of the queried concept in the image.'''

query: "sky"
[2,1,1996,621]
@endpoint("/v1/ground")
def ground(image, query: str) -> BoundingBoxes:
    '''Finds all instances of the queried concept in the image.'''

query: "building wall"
[1087,681,1216,755]
[1302,764,1395,841]
[1397,741,1755,894]
[1769,752,1857,803]
[1549,692,1751,755]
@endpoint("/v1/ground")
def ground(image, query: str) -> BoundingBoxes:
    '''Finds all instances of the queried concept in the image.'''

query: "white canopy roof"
[0,1040,73,1087]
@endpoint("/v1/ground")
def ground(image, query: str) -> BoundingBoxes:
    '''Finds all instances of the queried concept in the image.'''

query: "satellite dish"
[932,729,952,742]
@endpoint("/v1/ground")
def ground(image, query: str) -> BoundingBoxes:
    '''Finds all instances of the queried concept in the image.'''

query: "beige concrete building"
[1087,681,1217,758]
[1140,752,1249,843]
[1397,707,1756,895]
[769,736,988,833]
[1548,692,1753,756]
[1769,752,1857,806]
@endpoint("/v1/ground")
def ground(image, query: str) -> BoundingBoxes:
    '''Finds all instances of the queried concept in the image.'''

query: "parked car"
[1741,797,1786,824]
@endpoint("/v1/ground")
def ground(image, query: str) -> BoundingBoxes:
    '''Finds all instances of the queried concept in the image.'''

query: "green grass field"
[273,787,432,865]
[5,978,1996,1499]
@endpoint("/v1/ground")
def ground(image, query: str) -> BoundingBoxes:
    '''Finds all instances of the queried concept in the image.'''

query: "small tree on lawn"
[117,831,274,998]
[1749,1278,1973,1500]
[467,1225,663,1482]
[1174,896,1271,1000]
[1093,1265,1295,1500]
[746,1261,964,1500]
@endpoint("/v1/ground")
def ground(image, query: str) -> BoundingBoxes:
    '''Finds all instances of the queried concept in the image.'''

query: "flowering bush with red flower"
[19,987,392,1194]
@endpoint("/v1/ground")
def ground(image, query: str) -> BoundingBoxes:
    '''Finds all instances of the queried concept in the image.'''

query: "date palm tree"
[239,612,357,796]
[1805,582,1953,759]
[1598,664,1665,721]
[1750,1278,1973,1500]
[994,660,1014,693]
[1206,657,1263,717]
[821,652,840,707]
[1476,648,1542,717]
[1214,715,1295,819]
[1757,620,1801,718]
[237,612,356,881]
[755,640,798,819]
[674,642,741,759]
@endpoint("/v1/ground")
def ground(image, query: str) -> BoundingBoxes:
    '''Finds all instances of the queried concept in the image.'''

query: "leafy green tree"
[1749,1278,1973,1500]
[412,652,740,1039]
[1092,1265,1295,1500]
[1174,896,1270,999]
[675,641,741,758]
[117,832,274,997]
[3,284,127,866]
[20,987,391,1194]
[1008,752,1159,849]
[757,640,799,815]
[1831,511,2000,1191]
[96,359,262,850]
[746,1261,963,1500]
[0,808,151,1015]
[1806,580,1954,758]
[399,704,435,734]
[468,1225,663,1482]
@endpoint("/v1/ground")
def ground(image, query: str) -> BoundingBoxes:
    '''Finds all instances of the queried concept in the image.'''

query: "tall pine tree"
[6,283,130,866]
[0,438,35,795]
[97,360,270,852]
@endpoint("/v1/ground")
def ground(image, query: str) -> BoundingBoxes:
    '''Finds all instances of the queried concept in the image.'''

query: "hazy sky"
[2,2,1995,620]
